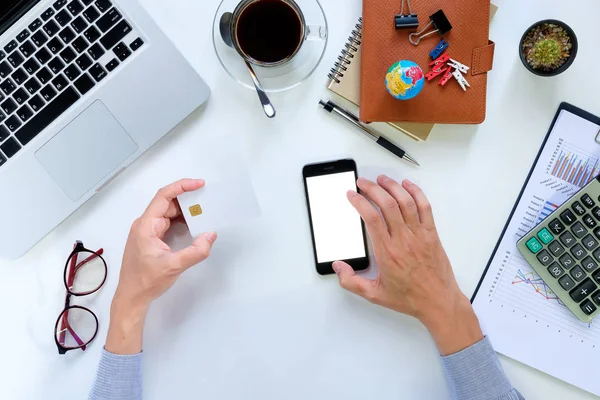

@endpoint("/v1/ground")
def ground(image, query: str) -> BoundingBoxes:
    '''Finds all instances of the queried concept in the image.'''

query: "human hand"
[333,176,483,355]
[106,179,217,354]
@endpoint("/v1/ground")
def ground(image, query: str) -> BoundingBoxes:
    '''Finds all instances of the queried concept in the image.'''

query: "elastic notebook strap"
[472,40,495,76]
[328,18,363,84]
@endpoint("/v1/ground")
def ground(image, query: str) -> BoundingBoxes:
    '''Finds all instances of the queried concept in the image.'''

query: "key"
[594,247,600,263]
[559,274,576,291]
[571,243,587,260]
[571,222,587,238]
[526,237,542,253]
[112,42,126,56]
[76,53,92,70]
[547,262,564,278]
[74,73,94,94]
[43,20,60,37]
[549,218,565,235]
[559,231,576,248]
[592,291,600,306]
[48,57,65,74]
[55,9,73,26]
[117,47,131,61]
[582,194,595,209]
[0,61,11,78]
[582,234,599,251]
[47,37,64,54]
[560,209,576,225]
[0,152,6,167]
[29,19,43,32]
[100,20,132,50]
[72,37,89,53]
[105,58,118,72]
[548,240,565,258]
[54,0,69,9]
[83,6,101,23]
[595,227,600,240]
[88,43,104,60]
[593,207,600,221]
[89,63,106,81]
[60,47,77,64]
[40,84,57,101]
[35,48,52,64]
[581,299,597,315]
[28,94,45,112]
[41,8,56,21]
[570,265,586,282]
[11,68,27,85]
[0,112,5,124]
[572,201,586,216]
[16,105,33,122]
[82,0,95,4]
[17,30,30,43]
[570,278,598,303]
[0,51,6,61]
[8,51,25,68]
[19,41,35,58]
[12,88,29,105]
[0,125,8,141]
[0,136,21,157]
[23,58,40,75]
[67,0,84,16]
[59,27,76,44]
[52,74,68,91]
[97,8,122,33]
[63,64,80,81]
[5,115,21,132]
[536,249,553,266]
[594,269,600,285]
[24,78,41,95]
[71,16,88,33]
[559,253,575,269]
[583,214,597,228]
[36,67,53,84]
[582,256,598,272]
[84,26,101,43]
[31,30,48,47]
[130,37,144,52]
[15,87,80,145]
[1,79,16,96]
[3,40,17,54]
[95,0,112,12]
[1,98,17,115]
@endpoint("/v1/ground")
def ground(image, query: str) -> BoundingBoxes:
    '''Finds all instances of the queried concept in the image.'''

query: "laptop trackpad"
[35,101,138,201]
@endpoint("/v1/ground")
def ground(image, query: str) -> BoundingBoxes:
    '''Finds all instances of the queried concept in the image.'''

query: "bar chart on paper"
[547,138,600,187]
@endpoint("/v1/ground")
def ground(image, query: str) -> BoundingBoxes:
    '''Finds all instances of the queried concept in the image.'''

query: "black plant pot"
[519,19,578,77]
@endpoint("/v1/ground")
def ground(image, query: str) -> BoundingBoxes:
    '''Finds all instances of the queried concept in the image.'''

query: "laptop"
[0,0,211,259]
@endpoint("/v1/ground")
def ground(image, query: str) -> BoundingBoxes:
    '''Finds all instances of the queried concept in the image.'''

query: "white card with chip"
[178,174,261,237]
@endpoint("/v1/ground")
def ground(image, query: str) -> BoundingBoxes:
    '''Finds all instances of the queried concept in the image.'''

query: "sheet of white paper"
[472,109,600,396]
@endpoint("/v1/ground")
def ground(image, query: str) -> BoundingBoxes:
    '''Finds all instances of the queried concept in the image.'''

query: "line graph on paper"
[489,251,598,340]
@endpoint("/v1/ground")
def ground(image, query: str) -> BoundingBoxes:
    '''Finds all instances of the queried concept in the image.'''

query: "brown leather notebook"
[360,0,495,124]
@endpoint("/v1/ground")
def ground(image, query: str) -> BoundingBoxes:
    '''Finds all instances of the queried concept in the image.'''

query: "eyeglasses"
[54,241,107,355]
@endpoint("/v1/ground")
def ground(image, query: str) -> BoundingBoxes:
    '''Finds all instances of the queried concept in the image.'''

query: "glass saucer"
[212,0,328,93]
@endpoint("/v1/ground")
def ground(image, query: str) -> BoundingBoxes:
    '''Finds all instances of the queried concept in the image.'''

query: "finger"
[347,190,390,245]
[152,217,171,239]
[402,180,435,230]
[172,232,217,270]
[332,261,378,302]
[144,179,205,219]
[356,178,406,234]
[165,199,182,219]
[377,175,420,231]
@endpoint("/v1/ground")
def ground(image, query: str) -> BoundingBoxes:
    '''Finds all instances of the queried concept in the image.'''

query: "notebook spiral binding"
[328,18,362,84]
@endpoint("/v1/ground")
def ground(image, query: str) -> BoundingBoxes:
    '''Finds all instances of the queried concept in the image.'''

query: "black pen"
[318,100,420,167]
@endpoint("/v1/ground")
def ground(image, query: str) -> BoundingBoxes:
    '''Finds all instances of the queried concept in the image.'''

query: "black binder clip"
[394,0,419,30]
[409,10,452,46]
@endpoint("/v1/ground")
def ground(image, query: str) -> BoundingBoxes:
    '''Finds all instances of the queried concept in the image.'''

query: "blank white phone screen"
[306,171,366,263]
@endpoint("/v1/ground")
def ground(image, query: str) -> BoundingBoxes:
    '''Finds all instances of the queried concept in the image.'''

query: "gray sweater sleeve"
[441,337,524,400]
[89,337,522,400]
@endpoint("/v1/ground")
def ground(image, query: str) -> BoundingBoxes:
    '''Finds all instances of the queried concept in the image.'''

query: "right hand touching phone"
[333,175,483,355]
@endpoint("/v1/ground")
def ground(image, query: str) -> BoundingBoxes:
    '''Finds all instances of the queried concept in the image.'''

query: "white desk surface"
[1,0,599,398]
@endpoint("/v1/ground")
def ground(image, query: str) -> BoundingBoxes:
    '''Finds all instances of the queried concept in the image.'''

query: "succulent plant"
[522,23,573,71]
[530,38,561,68]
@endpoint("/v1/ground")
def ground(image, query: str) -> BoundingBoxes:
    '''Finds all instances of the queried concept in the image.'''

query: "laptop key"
[0,137,21,157]
[40,84,57,101]
[74,73,95,94]
[64,64,81,81]
[113,42,126,56]
[15,87,80,146]
[0,61,11,78]
[95,0,112,12]
[0,125,8,140]
[41,8,56,21]
[31,30,48,47]
[105,58,118,72]
[4,40,17,54]
[60,47,77,64]
[54,0,69,9]
[35,48,52,64]
[5,116,22,133]
[0,51,5,60]
[11,68,28,85]
[72,37,89,53]
[89,63,106,81]
[76,53,92,70]
[130,37,144,51]
[43,20,60,37]
[71,16,88,33]
[0,112,5,124]
[1,79,16,96]
[13,88,29,105]
[49,57,65,74]
[28,94,45,112]
[59,27,77,44]
[117,47,131,61]
[17,30,30,43]
[1,98,17,114]
[67,0,85,16]
[52,74,68,91]
[23,57,40,75]
[84,26,101,43]
[19,41,35,58]
[0,152,6,166]
[83,6,101,23]
[8,52,25,68]
[56,9,73,26]
[100,20,132,50]
[16,105,33,122]
[24,78,42,95]
[96,8,121,32]
[36,67,53,84]
[29,19,43,32]
[88,43,105,60]
[47,38,65,55]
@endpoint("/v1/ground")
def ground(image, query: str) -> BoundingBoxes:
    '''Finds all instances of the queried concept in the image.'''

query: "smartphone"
[302,159,370,275]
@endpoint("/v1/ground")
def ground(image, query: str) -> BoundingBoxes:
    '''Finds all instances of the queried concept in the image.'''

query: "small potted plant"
[519,19,578,76]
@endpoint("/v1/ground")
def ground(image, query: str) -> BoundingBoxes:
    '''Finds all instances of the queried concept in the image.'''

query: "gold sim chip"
[189,204,203,217]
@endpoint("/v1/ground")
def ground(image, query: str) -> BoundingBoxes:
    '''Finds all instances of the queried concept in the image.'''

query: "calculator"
[517,176,600,322]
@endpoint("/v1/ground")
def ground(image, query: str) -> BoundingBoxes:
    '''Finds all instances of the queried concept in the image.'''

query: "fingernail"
[404,179,413,187]
[357,177,367,185]
[347,190,358,198]
[332,261,341,274]
[205,232,217,243]
[379,174,390,182]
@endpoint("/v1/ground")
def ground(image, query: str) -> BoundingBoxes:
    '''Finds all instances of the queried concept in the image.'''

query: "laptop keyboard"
[0,0,145,167]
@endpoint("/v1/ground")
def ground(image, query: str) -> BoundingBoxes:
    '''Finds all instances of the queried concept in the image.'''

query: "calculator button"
[571,244,587,260]
[559,253,575,269]
[559,231,576,248]
[537,228,554,244]
[549,219,565,235]
[571,222,588,238]
[592,291,600,306]
[559,274,576,291]
[536,249,553,266]
[547,262,564,278]
[548,240,565,257]
[570,278,597,303]
[595,227,600,240]
[560,209,577,225]
[581,194,595,209]
[570,265,586,282]
[582,234,599,251]
[593,207,600,221]
[572,201,586,216]
[581,300,597,316]
[582,255,598,272]
[583,214,597,229]
[526,237,543,253]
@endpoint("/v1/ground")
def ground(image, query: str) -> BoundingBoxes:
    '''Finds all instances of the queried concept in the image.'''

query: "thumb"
[173,232,218,270]
[332,261,377,302]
